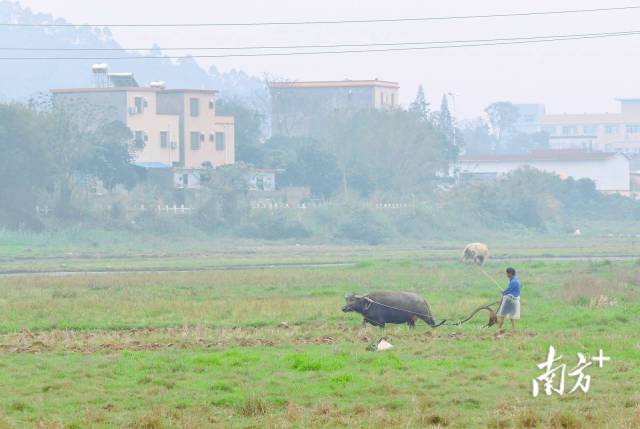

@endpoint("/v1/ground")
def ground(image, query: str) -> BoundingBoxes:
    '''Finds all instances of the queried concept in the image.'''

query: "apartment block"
[540,99,640,154]
[269,79,400,137]
[51,69,234,170]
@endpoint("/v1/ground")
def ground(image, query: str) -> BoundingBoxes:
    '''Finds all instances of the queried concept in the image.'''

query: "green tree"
[434,94,458,151]
[45,101,143,216]
[485,102,520,150]
[216,99,264,166]
[0,101,146,227]
[409,85,429,119]
[436,94,453,131]
[0,104,53,227]
[279,145,342,199]
[197,164,249,230]
[322,108,457,197]
[261,135,309,170]
[79,121,139,190]
[460,118,496,153]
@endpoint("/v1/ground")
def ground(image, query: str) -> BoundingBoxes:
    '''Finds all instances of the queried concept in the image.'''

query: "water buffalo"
[342,292,445,328]
[461,242,490,265]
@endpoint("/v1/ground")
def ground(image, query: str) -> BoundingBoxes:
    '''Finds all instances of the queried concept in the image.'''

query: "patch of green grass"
[0,253,638,428]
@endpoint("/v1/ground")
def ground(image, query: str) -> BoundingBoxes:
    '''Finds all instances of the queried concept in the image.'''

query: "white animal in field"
[460,242,490,265]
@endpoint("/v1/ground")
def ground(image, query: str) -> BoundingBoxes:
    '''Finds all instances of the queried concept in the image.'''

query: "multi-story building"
[269,79,400,137]
[540,99,640,154]
[51,68,235,174]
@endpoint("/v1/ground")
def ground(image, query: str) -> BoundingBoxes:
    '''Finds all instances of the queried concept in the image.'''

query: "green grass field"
[1,230,639,274]
[0,243,639,428]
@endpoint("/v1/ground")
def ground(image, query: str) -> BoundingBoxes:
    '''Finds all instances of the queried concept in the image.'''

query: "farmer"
[497,267,520,330]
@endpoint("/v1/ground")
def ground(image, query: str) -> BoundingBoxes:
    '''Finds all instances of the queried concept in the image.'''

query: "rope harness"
[351,296,497,328]
[474,264,505,292]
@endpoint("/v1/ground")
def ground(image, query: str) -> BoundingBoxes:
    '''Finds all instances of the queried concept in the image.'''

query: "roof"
[539,113,631,123]
[269,79,399,89]
[132,162,172,169]
[248,168,283,174]
[51,87,217,94]
[548,135,598,139]
[459,150,623,163]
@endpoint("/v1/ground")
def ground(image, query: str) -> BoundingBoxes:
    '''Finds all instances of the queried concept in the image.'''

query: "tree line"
[0,101,140,228]
[1,90,637,239]
[217,85,459,201]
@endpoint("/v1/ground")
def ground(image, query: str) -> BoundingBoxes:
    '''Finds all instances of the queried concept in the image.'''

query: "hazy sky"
[16,0,640,118]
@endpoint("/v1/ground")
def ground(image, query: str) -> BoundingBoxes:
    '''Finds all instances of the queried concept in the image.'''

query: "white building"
[454,150,631,194]
[540,99,640,154]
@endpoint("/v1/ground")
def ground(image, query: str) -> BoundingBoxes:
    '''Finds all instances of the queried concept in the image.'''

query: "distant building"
[513,104,546,134]
[246,169,277,192]
[269,79,400,137]
[540,99,640,154]
[454,150,631,194]
[51,66,235,172]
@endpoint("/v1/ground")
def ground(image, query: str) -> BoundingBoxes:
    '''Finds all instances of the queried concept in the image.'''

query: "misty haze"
[0,1,639,428]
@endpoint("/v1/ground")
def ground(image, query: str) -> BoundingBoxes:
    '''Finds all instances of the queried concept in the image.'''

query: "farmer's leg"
[511,319,516,330]
[498,316,504,329]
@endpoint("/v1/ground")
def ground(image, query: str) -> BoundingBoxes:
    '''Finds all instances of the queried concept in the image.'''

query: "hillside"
[0,1,268,106]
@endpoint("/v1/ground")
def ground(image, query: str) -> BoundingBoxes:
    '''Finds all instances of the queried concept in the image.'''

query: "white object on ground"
[376,339,393,351]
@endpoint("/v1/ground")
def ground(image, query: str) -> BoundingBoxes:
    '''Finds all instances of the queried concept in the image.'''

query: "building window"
[626,124,640,134]
[562,125,577,135]
[391,93,395,106]
[160,131,168,149]
[209,99,215,109]
[605,124,619,134]
[189,98,200,117]
[133,96,144,114]
[133,131,147,149]
[582,125,598,135]
[542,126,556,135]
[190,132,201,150]
[209,133,215,142]
[215,132,225,151]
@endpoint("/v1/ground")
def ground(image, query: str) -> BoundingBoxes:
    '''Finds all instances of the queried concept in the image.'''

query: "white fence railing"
[155,205,193,215]
[249,202,419,210]
[35,205,52,216]
[35,204,194,216]
[36,202,421,215]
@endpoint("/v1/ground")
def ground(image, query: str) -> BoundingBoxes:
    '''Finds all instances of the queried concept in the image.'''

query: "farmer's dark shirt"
[502,276,521,297]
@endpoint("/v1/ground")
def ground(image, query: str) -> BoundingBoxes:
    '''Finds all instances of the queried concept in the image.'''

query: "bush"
[336,205,392,245]
[238,211,311,240]
[449,167,640,230]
